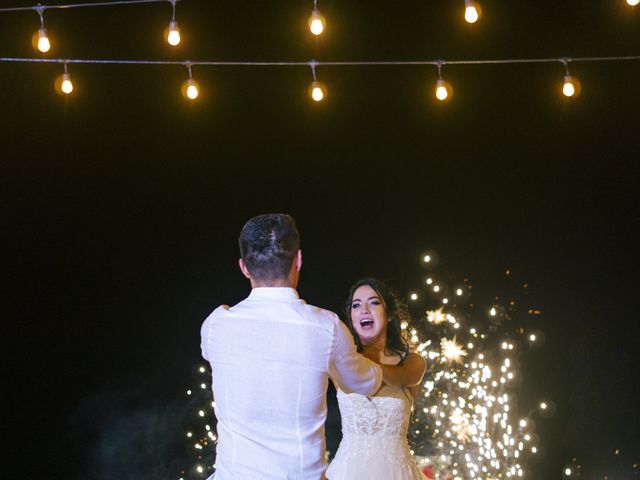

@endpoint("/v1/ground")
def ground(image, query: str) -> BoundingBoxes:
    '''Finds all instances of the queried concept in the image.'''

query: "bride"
[327,278,428,480]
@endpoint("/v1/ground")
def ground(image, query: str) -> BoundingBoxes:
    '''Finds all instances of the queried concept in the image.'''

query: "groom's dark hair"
[239,213,300,281]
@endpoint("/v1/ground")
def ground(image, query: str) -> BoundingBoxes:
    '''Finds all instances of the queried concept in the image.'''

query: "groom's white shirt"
[201,287,382,480]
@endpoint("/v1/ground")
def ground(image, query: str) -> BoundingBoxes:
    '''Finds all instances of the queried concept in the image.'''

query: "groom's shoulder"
[298,301,341,324]
[202,304,232,323]
[213,304,231,314]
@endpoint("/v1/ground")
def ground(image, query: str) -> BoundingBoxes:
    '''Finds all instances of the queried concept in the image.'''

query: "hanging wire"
[34,3,45,26]
[1,55,639,67]
[309,60,318,81]
[0,0,174,13]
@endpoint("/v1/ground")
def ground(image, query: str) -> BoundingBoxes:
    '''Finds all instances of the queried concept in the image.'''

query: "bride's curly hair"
[344,278,411,358]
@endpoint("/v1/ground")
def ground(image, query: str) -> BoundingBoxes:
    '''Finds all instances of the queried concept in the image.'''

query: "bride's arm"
[379,353,427,388]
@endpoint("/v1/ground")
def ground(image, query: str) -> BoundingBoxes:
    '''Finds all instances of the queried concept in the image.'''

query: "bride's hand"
[362,348,379,364]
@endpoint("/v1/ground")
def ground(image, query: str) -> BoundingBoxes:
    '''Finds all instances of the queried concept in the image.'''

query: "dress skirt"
[326,433,427,480]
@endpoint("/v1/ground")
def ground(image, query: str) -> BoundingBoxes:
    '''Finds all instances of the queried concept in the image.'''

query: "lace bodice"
[327,385,425,479]
[337,384,413,437]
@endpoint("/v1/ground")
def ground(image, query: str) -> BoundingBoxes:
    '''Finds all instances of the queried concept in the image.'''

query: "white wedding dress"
[326,383,427,479]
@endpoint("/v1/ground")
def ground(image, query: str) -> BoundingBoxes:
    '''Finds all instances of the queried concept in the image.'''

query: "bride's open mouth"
[360,319,374,329]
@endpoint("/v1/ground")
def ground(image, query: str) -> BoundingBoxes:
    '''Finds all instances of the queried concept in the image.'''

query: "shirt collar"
[248,287,300,300]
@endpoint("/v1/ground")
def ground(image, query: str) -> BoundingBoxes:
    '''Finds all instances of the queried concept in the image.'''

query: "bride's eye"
[371,300,382,306]
[351,302,361,309]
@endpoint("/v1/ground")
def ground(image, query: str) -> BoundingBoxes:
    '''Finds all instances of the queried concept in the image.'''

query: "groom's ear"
[239,258,252,279]
[295,250,302,272]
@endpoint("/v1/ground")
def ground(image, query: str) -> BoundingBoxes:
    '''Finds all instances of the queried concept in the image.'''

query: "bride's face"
[350,284,388,345]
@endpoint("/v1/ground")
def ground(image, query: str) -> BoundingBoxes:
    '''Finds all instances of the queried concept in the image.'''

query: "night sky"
[3,1,639,479]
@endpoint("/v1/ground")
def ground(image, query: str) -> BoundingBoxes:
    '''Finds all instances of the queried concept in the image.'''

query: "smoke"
[69,378,200,480]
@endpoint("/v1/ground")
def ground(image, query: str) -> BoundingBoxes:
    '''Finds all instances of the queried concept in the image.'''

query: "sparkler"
[407,259,547,479]
[440,336,468,365]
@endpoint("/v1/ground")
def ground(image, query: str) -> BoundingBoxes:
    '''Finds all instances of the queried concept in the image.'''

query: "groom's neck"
[250,277,296,288]
[249,261,300,289]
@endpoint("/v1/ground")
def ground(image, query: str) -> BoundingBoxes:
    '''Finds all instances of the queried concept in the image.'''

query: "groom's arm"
[200,304,230,361]
[328,319,382,395]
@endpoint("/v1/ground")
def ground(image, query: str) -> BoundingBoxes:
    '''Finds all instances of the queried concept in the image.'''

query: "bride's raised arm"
[378,353,426,388]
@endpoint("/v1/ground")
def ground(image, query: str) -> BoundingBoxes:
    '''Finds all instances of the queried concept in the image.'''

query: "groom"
[201,213,382,479]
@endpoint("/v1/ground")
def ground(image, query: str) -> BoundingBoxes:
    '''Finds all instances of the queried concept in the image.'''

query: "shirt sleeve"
[200,315,211,361]
[201,305,229,362]
[200,305,231,360]
[328,319,382,395]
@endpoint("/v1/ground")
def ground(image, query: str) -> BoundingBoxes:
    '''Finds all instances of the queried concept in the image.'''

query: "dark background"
[2,0,639,478]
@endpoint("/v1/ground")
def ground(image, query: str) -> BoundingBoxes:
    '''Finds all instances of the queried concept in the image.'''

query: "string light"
[35,27,50,53]
[61,69,73,94]
[627,0,640,6]
[0,0,175,51]
[310,81,326,101]
[561,58,581,98]
[54,63,73,95]
[308,61,327,102]
[464,0,481,24]
[435,60,453,102]
[0,0,170,13]
[435,79,449,101]
[165,0,181,46]
[1,56,639,102]
[434,61,453,101]
[32,4,50,53]
[308,1,326,36]
[181,64,199,100]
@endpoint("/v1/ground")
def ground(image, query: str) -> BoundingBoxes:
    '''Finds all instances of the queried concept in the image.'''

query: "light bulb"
[181,78,200,100]
[166,19,181,46]
[435,79,450,101]
[562,75,581,97]
[186,79,199,99]
[34,28,50,53]
[309,81,326,101]
[464,1,481,23]
[465,6,479,23]
[562,78,575,97]
[61,73,73,94]
[54,70,74,96]
[627,0,639,6]
[308,9,326,35]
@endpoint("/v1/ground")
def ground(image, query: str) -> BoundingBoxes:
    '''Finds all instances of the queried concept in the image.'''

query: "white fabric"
[326,384,427,480]
[201,287,382,480]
